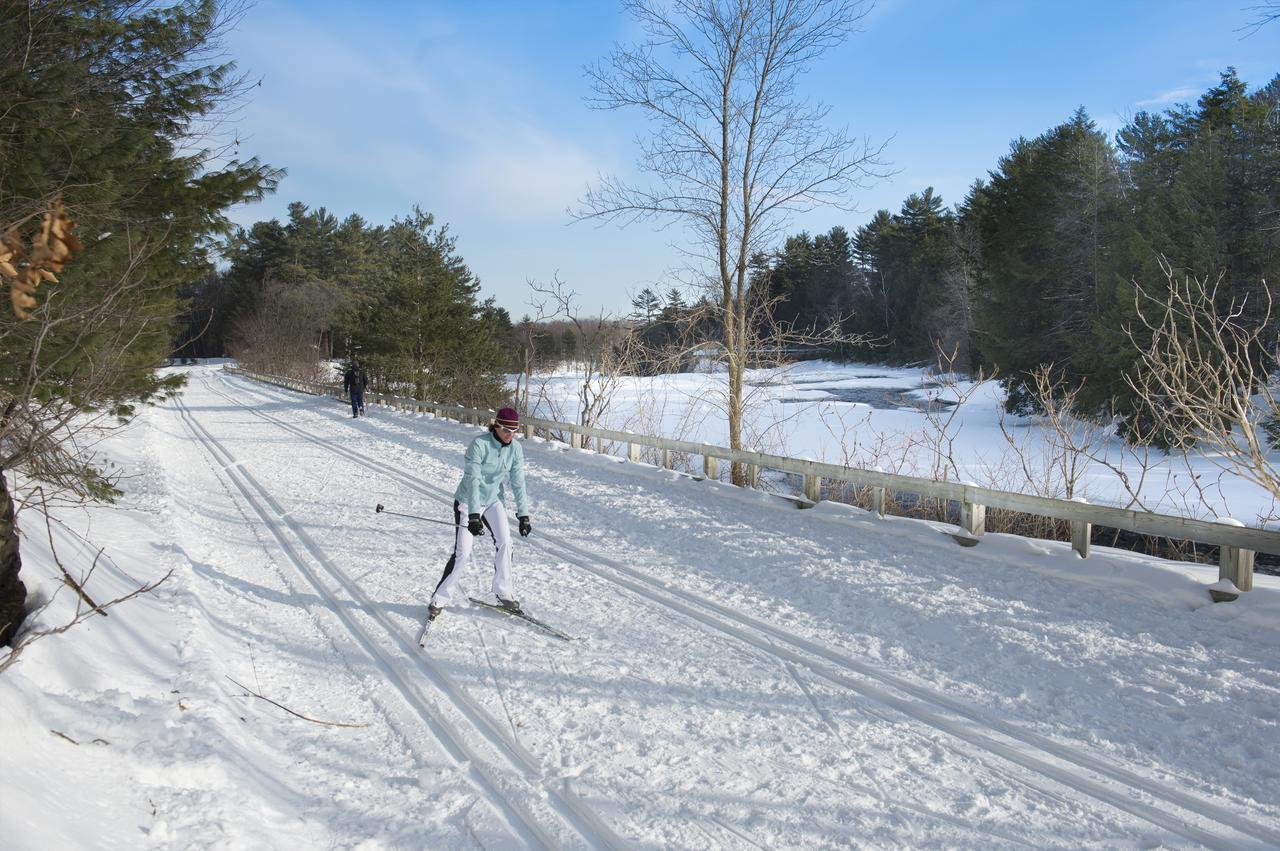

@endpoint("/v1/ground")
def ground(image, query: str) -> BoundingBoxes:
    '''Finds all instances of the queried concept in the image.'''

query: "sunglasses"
[495,423,519,434]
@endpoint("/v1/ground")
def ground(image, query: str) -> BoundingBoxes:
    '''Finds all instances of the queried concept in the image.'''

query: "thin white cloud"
[1135,87,1200,107]
[226,5,614,225]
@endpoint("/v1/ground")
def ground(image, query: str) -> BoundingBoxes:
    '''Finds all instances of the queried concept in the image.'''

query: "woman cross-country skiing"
[427,407,531,622]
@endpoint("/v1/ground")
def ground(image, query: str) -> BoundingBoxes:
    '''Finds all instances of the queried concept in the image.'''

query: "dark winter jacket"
[343,366,367,395]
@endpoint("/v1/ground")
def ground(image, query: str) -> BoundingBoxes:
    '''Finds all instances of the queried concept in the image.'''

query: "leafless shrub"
[228,281,334,382]
[1127,259,1280,510]
[524,275,640,451]
[622,278,873,486]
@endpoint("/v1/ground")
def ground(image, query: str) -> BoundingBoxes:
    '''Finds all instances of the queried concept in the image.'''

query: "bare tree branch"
[1,568,172,675]
[225,676,368,728]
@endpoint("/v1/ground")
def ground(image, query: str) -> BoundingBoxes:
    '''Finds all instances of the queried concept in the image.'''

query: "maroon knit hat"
[495,407,520,428]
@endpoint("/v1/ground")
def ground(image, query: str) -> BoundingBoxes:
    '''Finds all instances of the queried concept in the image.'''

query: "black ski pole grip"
[375,504,384,513]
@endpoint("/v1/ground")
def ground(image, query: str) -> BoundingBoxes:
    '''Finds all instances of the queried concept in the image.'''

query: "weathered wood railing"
[226,366,1278,593]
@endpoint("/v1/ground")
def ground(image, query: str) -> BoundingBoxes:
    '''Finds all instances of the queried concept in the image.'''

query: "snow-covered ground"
[524,361,1280,526]
[3,364,1280,849]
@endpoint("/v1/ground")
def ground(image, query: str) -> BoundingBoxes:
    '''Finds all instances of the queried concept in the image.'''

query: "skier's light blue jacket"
[454,430,529,517]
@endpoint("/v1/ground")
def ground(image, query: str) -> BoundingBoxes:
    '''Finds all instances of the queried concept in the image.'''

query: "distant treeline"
[174,203,519,407]
[173,202,624,407]
[714,69,1278,441]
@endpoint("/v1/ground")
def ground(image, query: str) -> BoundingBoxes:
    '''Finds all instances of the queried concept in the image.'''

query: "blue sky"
[221,1,1279,315]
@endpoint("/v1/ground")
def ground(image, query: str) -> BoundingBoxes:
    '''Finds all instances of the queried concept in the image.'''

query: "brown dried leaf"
[6,197,78,319]
[11,285,36,320]
[38,208,54,246]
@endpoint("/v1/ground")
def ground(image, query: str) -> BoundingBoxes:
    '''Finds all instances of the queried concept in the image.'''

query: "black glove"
[518,515,531,537]
[467,514,484,536]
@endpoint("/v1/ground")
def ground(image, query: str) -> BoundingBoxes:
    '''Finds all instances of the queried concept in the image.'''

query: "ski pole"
[374,503,461,528]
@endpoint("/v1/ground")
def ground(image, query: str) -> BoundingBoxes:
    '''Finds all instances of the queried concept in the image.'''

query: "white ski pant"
[430,500,513,607]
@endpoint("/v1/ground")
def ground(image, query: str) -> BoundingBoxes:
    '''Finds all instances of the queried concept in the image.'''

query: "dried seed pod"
[10,280,37,319]
[1,196,79,319]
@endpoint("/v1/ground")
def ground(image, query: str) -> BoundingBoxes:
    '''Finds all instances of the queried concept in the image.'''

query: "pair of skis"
[377,504,576,646]
[417,597,577,647]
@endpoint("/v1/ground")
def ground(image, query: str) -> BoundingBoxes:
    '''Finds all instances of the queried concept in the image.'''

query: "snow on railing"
[226,366,1273,595]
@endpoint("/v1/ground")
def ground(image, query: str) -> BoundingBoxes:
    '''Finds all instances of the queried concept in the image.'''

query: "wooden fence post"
[1220,545,1255,592]
[704,455,718,481]
[628,442,640,462]
[803,473,822,505]
[960,488,986,539]
[571,430,582,450]
[871,486,886,518]
[748,464,759,488]
[1068,498,1090,558]
[1071,520,1091,558]
[662,448,670,470]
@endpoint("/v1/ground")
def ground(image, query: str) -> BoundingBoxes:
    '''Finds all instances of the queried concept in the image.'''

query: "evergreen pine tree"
[630,288,661,323]
[0,0,279,645]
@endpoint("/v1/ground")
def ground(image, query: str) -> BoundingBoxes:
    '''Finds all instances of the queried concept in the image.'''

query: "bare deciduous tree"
[525,276,639,450]
[229,281,338,383]
[1126,258,1280,503]
[577,0,885,483]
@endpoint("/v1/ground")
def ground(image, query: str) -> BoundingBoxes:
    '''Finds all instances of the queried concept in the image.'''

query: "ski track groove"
[782,660,842,740]
[474,617,522,745]
[173,396,466,797]
[171,389,628,851]
[214,371,1280,850]
[534,511,1274,851]
[173,395,553,847]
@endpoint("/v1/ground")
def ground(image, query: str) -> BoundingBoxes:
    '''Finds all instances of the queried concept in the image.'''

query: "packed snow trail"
[198,368,1280,849]
[169,392,627,849]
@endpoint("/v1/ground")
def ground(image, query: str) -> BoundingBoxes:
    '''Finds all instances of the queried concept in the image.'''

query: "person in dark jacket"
[342,362,368,417]
[428,407,531,621]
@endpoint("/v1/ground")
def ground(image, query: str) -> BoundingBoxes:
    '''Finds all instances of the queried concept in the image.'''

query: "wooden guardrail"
[226,366,1276,593]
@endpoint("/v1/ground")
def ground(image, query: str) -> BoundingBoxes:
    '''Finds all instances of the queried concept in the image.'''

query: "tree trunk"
[0,469,27,648]
[728,359,746,485]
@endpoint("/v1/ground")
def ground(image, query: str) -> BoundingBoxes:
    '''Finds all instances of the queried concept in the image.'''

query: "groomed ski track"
[170,393,625,849]
[155,367,1280,849]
